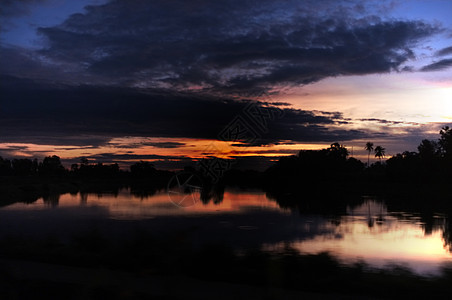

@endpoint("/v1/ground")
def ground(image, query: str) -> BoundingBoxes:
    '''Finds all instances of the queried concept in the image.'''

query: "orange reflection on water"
[4,192,452,275]
[4,189,281,220]
[266,201,452,275]
[291,222,451,273]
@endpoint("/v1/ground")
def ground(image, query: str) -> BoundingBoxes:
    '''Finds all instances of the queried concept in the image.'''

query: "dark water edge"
[1,229,452,300]
[0,176,164,207]
[2,173,452,209]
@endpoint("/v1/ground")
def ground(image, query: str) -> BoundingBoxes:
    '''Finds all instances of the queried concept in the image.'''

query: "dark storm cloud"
[88,153,189,161]
[420,58,452,72]
[0,146,28,151]
[436,46,452,56]
[142,142,186,149]
[359,118,420,126]
[68,153,196,170]
[0,134,110,148]
[230,149,298,156]
[0,76,367,147]
[107,141,187,149]
[0,45,108,85]
[25,0,439,92]
[0,0,49,18]
[0,46,48,77]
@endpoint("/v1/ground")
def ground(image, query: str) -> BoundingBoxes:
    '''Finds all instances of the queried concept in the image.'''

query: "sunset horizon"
[1,0,451,170]
[2,1,452,298]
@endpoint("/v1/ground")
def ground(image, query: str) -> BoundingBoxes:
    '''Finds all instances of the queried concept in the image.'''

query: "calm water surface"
[1,189,451,276]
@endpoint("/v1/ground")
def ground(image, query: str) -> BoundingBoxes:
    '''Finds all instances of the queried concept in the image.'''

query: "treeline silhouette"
[263,142,364,189]
[0,156,171,180]
[0,157,228,205]
[1,127,451,205]
[0,157,174,204]
[260,126,452,189]
[0,155,64,177]
[386,126,452,182]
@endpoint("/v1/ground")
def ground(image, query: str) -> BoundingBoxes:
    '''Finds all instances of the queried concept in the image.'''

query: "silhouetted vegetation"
[260,128,452,192]
[263,142,365,191]
[386,126,452,183]
[0,156,174,206]
[1,127,451,208]
[365,141,374,166]
[374,145,386,162]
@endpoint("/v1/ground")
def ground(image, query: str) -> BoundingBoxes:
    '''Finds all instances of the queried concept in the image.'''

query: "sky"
[0,0,451,169]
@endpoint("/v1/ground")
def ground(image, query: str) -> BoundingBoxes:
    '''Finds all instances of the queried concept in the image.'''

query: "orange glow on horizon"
[0,138,331,166]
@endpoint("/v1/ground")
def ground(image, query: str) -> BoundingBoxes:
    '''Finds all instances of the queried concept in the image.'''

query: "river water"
[1,188,451,276]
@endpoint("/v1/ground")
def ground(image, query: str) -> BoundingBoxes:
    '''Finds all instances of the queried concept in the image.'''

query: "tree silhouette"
[328,142,349,160]
[0,156,12,175]
[130,161,156,177]
[439,126,452,159]
[374,146,386,162]
[39,155,65,176]
[10,158,38,176]
[365,142,374,166]
[417,139,439,160]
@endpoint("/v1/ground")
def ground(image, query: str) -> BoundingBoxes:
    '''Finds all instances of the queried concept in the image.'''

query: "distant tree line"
[263,142,365,189]
[385,126,452,182]
[1,127,451,187]
[0,155,65,177]
[261,127,452,189]
[0,156,171,182]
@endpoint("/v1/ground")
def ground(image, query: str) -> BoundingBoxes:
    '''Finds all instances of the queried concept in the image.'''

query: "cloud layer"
[1,0,450,169]
[0,0,440,93]
[0,75,363,148]
[421,58,452,72]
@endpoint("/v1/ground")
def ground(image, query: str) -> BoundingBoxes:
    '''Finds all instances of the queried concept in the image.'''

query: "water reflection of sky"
[1,188,283,218]
[1,190,451,276]
[268,201,452,275]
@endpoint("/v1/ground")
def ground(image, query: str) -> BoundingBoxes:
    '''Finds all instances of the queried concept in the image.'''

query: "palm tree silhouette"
[365,142,374,166]
[374,146,386,162]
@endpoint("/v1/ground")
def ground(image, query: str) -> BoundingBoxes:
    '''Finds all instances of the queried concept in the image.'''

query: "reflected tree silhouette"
[130,185,157,199]
[43,194,60,207]
[200,184,225,205]
[367,202,374,228]
[80,192,88,205]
